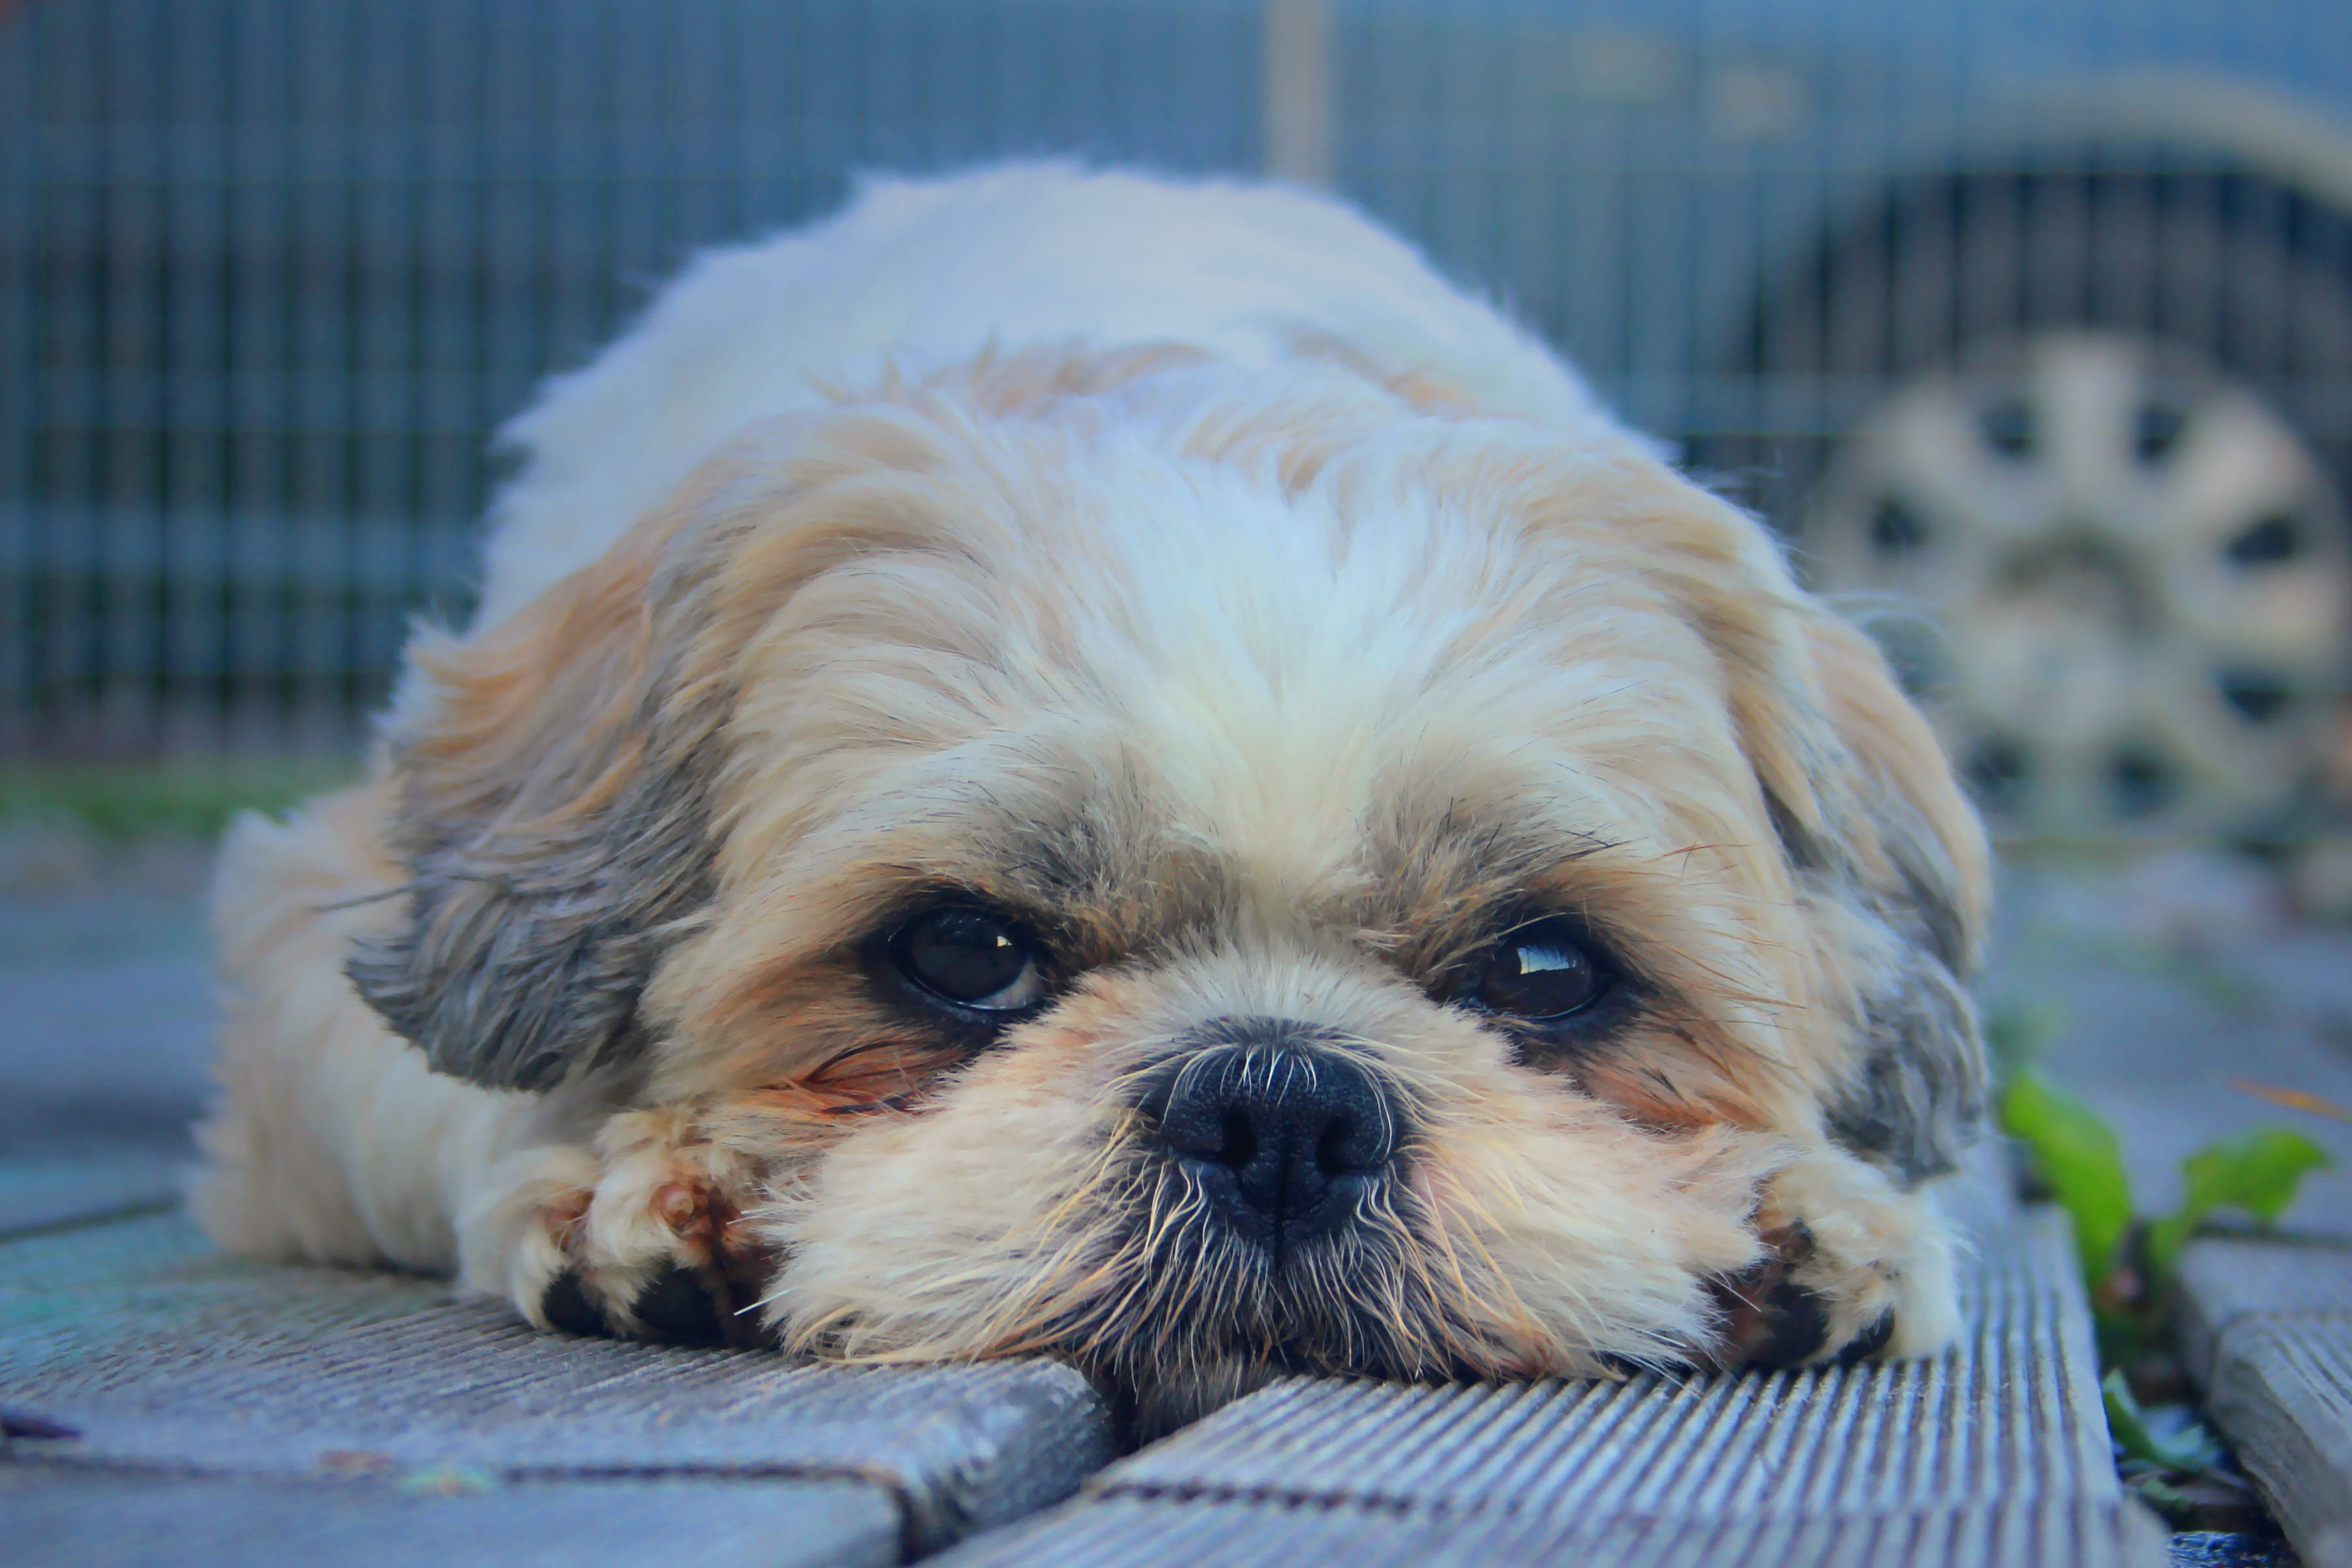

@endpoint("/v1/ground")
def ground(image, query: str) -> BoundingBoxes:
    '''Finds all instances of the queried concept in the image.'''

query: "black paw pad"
[630,1264,730,1348]
[540,1268,617,1339]
[1835,1311,1897,1365]
[1741,1277,1832,1369]
[1709,1221,1833,1369]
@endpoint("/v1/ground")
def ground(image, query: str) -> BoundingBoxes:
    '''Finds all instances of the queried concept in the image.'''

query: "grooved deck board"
[939,1492,2154,1568]
[4,1465,900,1568]
[939,1206,2166,1568]
[5,1157,2163,1566]
[0,1205,1110,1563]
[2180,1237,2352,1568]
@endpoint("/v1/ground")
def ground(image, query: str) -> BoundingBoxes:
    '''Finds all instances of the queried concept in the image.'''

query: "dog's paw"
[1710,1149,1960,1369]
[1708,1220,1898,1368]
[474,1111,779,1350]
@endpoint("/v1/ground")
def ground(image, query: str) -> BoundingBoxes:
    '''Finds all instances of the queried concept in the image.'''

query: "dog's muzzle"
[1149,1021,1398,1250]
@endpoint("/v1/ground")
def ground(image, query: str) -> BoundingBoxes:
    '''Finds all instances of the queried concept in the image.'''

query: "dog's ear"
[1586,460,1991,1184]
[348,405,966,1091]
[347,511,728,1091]
[1751,606,1993,1187]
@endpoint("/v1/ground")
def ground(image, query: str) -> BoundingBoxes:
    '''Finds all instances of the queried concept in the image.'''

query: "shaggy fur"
[194,164,1989,1436]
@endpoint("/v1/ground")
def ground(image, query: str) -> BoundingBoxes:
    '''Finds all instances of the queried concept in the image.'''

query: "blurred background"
[7,0,2352,1223]
[12,0,2352,851]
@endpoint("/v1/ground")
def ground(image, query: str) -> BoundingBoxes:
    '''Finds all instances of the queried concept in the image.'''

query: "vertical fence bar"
[223,0,279,753]
[0,6,41,753]
[1262,0,1331,186]
[46,0,105,750]
[159,0,221,751]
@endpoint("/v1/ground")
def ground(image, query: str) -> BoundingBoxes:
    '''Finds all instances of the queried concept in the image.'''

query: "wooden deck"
[940,1200,2161,1567]
[2179,1237,2352,1568]
[1,1197,1105,1565]
[1,1147,2165,1567]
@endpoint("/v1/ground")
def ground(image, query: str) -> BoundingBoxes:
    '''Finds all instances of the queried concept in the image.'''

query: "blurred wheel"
[1717,168,2352,843]
[1805,332,2351,840]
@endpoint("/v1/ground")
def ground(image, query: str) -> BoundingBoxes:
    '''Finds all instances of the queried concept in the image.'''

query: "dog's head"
[351,344,1988,1429]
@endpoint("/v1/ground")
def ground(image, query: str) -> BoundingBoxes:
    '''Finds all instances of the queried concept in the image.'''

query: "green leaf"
[2186,1127,2332,1224]
[2122,1471,2201,1527]
[2101,1370,2223,1474]
[2145,1127,2331,1280]
[2001,1070,2133,1288]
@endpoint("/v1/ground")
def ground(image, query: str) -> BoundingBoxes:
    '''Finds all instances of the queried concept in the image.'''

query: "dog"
[193,164,1989,1437]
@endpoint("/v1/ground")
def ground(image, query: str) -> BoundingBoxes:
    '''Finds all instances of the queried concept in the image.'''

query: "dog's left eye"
[1467,919,1611,1021]
[889,906,1048,1012]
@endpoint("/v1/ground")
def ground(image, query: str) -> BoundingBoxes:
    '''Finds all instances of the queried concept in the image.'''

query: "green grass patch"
[0,758,361,843]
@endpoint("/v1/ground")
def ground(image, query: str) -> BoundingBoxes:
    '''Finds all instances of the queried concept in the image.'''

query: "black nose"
[1155,1036,1396,1245]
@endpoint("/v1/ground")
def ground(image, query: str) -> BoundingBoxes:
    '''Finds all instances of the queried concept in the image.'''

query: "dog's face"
[353,347,1987,1431]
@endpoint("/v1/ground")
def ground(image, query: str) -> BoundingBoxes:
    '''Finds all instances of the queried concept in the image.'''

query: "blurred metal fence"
[6,0,2352,840]
[0,0,1264,753]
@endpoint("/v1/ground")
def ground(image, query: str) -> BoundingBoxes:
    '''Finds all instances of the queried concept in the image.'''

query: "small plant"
[2001,1068,2329,1364]
[2001,1060,2330,1525]
[2101,1369,2236,1525]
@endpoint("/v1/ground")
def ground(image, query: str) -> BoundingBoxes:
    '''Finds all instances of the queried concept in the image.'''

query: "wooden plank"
[0,1149,185,1237]
[937,1492,2155,1568]
[2178,1237,2352,1568]
[2177,1237,2352,1388]
[3,1465,899,1568]
[939,1201,2166,1568]
[0,1205,1111,1559]
[2200,1318,2352,1568]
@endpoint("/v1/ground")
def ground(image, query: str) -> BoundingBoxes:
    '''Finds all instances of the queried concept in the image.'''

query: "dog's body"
[195,165,1988,1433]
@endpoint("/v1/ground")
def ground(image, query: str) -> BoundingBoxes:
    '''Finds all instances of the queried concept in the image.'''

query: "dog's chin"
[1096,1313,1646,1448]
[1113,1354,1307,1446]
[1083,1318,1516,1448]
[1022,1183,1500,1446]
[1092,1333,1447,1447]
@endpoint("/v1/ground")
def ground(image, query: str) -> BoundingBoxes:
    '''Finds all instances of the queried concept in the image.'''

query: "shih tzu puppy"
[194,164,1988,1435]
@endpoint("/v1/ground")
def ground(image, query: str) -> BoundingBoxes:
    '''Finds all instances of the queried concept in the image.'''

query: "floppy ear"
[1756,608,1993,1186]
[1588,457,1991,1184]
[347,511,728,1092]
[348,403,970,1092]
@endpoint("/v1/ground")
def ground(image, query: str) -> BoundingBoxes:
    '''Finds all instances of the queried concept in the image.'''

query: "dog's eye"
[1469,919,1610,1021]
[890,907,1047,1011]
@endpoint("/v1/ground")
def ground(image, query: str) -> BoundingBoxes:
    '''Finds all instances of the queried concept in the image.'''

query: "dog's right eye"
[889,907,1048,1012]
[1461,915,1614,1022]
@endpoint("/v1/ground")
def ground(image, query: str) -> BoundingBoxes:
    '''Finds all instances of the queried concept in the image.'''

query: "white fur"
[205,163,1641,1313]
[472,163,1635,629]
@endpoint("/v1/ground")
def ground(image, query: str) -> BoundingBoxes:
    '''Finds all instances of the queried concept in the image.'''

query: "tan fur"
[201,293,1988,1421]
